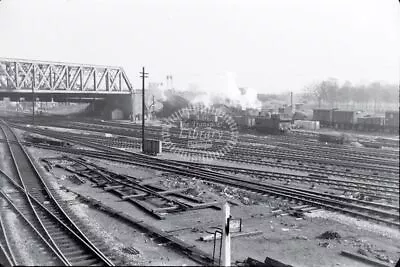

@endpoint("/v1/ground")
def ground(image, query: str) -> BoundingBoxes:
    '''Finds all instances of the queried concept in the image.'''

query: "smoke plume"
[191,72,262,110]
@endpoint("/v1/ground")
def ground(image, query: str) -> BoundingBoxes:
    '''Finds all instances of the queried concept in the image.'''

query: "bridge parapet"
[0,58,133,94]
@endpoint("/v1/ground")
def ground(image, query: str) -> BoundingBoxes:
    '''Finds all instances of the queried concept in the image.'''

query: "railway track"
[0,179,66,266]
[8,116,399,160]
[0,122,115,266]
[0,209,15,267]
[28,143,400,203]
[58,121,400,169]
[10,124,400,229]
[82,118,400,158]
[9,125,398,187]
[10,120,399,176]
[43,156,221,220]
[30,137,400,201]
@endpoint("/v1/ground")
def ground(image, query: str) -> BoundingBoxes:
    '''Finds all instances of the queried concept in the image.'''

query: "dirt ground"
[26,146,400,267]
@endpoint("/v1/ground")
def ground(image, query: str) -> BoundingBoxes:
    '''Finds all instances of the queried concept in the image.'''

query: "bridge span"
[0,58,138,119]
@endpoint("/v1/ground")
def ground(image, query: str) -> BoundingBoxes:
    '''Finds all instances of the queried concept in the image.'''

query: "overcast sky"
[0,0,399,93]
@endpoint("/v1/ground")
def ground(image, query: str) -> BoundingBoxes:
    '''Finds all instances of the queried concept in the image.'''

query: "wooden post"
[222,202,231,266]
[140,67,148,153]
[32,65,35,125]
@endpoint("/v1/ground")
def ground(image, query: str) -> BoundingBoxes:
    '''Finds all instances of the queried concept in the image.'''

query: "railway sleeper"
[68,253,95,262]
[63,249,90,258]
[43,225,61,232]
[72,258,100,266]
[61,242,106,254]
[39,217,62,225]
[51,237,77,246]
[48,231,71,239]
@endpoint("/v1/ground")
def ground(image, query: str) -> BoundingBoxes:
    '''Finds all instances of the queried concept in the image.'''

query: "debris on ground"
[121,246,140,255]
[319,242,331,248]
[317,231,341,240]
[289,210,304,218]
[294,235,308,240]
[239,257,294,267]
[374,253,391,263]
[357,248,368,256]
[68,174,85,185]
[351,239,393,264]
[341,250,394,266]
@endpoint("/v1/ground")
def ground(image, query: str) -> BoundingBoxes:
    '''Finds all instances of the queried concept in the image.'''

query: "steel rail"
[5,115,398,156]
[0,210,16,267]
[32,141,399,202]
[41,121,400,172]
[0,188,67,266]
[14,124,399,202]
[0,121,114,266]
[0,243,14,267]
[12,117,398,161]
[12,127,399,196]
[0,167,113,266]
[74,118,400,158]
[14,126,400,228]
[0,123,73,264]
[6,124,398,186]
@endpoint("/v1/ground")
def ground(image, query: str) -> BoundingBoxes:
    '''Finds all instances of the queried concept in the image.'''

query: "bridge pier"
[87,95,134,120]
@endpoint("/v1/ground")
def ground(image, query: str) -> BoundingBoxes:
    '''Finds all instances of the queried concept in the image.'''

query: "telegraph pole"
[32,66,35,125]
[140,67,148,153]
[152,95,155,119]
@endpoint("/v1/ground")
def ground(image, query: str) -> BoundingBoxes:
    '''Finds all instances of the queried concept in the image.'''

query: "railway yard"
[0,111,399,267]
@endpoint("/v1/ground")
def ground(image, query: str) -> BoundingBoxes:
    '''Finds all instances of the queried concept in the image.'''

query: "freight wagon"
[255,114,291,134]
[312,108,398,134]
[332,110,363,129]
[293,120,320,130]
[312,109,333,127]
[356,116,385,132]
[385,110,399,133]
[233,116,255,128]
[292,111,308,121]
[143,139,162,155]
[318,132,345,144]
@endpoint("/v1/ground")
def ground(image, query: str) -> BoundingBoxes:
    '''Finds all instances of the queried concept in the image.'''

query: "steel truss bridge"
[0,58,138,119]
[0,58,133,96]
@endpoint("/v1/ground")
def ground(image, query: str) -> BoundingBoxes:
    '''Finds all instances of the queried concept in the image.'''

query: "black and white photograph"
[0,0,399,266]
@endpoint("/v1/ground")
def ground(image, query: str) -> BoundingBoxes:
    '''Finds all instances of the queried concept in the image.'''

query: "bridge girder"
[0,58,133,93]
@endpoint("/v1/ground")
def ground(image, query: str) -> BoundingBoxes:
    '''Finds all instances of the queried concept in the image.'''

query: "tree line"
[301,79,399,108]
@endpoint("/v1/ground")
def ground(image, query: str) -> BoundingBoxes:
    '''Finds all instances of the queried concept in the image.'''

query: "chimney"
[290,91,294,113]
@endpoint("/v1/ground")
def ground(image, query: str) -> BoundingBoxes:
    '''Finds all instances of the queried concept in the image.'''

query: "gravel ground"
[305,210,400,240]
[49,160,400,267]
[1,208,59,266]
[0,143,15,178]
[18,139,400,267]
[56,184,198,266]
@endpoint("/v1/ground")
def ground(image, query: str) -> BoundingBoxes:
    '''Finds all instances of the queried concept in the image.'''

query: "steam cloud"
[191,72,262,110]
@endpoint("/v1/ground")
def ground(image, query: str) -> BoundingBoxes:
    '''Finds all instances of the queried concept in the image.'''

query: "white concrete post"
[222,202,231,266]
